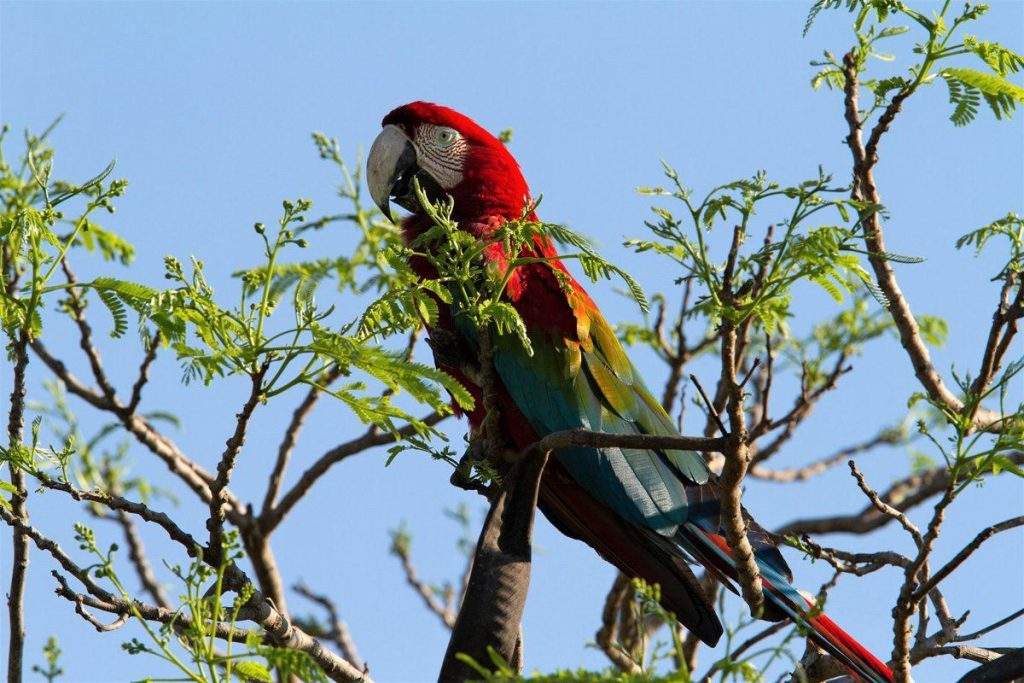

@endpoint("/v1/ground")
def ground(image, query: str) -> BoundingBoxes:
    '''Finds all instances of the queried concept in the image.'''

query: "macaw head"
[366,101,530,225]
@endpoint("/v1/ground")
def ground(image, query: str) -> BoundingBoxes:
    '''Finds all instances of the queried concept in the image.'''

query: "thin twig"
[776,452,1024,537]
[126,332,161,414]
[750,426,905,482]
[113,510,171,608]
[261,411,447,533]
[689,374,728,436]
[391,540,457,629]
[5,332,30,683]
[206,366,267,564]
[260,364,343,517]
[911,516,1024,604]
[848,461,922,546]
[60,261,117,401]
[293,582,365,670]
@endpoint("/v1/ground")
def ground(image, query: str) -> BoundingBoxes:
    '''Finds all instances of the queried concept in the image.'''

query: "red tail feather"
[807,607,894,682]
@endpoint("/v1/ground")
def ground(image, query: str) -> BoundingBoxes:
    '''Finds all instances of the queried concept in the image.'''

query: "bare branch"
[293,581,364,670]
[911,516,1024,604]
[5,331,30,683]
[126,333,160,414]
[529,426,728,457]
[774,455,1024,537]
[971,275,1022,399]
[37,476,204,551]
[595,573,642,673]
[717,323,763,618]
[840,50,1004,432]
[113,510,171,608]
[689,373,729,437]
[261,410,446,533]
[391,536,457,630]
[207,366,267,563]
[749,351,851,458]
[261,365,343,517]
[1,499,369,682]
[750,425,906,482]
[30,340,247,522]
[60,261,117,401]
[955,608,1024,643]
[72,594,129,632]
[848,461,923,547]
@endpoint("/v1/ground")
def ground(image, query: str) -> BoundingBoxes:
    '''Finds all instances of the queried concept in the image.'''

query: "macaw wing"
[485,303,712,537]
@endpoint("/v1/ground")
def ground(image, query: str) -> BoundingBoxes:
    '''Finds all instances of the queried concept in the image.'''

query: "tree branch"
[750,425,906,482]
[5,331,30,683]
[774,452,1024,537]
[293,581,365,671]
[840,50,1003,432]
[29,340,247,522]
[911,516,1024,604]
[261,365,343,518]
[206,367,267,564]
[261,411,446,533]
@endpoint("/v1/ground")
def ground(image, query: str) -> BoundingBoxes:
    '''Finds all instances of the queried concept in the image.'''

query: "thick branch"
[438,450,549,682]
[530,428,728,456]
[718,317,763,617]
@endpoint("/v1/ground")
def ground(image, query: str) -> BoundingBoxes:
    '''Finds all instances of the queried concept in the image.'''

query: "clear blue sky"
[2,1,1022,681]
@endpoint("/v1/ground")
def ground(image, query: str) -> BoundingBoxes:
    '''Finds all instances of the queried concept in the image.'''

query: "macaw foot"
[450,437,495,498]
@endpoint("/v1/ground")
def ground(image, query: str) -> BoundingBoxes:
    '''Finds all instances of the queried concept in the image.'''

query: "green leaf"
[232,661,272,682]
[943,68,1024,122]
[964,36,1024,77]
[95,288,128,338]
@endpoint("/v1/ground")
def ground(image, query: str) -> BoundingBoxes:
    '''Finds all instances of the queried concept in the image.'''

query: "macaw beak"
[366,124,418,222]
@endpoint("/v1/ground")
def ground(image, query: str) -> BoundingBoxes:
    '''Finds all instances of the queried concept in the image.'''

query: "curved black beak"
[366,124,419,222]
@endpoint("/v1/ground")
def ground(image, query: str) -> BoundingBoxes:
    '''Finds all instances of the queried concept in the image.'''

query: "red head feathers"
[368,101,532,224]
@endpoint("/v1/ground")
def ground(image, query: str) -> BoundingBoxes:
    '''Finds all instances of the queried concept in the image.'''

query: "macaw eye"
[435,127,458,147]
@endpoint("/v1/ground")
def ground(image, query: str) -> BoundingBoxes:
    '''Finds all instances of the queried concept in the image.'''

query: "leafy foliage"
[74,523,330,683]
[629,166,887,333]
[808,1,1024,128]
[359,179,646,357]
[31,636,64,683]
[956,212,1023,280]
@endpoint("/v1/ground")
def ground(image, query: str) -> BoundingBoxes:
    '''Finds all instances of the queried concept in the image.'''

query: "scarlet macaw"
[366,101,894,683]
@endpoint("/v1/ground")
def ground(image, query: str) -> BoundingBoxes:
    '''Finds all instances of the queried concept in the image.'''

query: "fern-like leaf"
[95,288,128,338]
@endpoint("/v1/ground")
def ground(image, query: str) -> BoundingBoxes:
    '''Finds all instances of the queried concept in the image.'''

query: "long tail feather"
[677,523,894,683]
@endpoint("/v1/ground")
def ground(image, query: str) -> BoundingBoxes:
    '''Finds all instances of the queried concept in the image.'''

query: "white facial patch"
[414,123,468,189]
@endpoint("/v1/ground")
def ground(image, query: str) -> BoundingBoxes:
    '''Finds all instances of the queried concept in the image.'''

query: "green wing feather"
[481,301,711,536]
